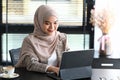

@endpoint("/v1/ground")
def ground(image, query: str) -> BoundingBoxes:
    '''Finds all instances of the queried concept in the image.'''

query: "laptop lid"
[59,49,94,80]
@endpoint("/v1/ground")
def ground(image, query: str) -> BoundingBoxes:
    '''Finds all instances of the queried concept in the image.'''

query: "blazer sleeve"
[16,36,48,73]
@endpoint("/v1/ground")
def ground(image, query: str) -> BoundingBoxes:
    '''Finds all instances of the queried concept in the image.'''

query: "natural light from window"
[2,0,83,26]
[94,0,120,58]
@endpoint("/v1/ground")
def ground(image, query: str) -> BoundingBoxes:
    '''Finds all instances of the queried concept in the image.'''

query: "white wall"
[94,0,120,58]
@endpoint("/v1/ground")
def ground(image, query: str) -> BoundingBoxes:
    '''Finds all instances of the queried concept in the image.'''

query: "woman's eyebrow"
[44,21,49,22]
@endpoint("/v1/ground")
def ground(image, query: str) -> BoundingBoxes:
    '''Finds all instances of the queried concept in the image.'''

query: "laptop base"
[60,66,92,80]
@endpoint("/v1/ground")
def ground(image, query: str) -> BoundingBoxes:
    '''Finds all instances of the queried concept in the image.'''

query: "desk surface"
[0,68,91,80]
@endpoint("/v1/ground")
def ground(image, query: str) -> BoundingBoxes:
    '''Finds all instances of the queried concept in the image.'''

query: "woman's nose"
[49,23,54,29]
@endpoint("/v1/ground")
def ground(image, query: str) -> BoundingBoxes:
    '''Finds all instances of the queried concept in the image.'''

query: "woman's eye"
[54,21,58,25]
[54,22,57,24]
[44,22,50,25]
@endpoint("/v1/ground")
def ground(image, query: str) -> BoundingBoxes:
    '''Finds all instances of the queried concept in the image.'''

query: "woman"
[15,5,69,74]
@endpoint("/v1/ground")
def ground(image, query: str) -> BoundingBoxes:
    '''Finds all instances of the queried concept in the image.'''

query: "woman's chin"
[47,32,55,36]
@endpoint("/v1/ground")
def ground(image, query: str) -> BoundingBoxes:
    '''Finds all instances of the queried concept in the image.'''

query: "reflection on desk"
[0,68,52,80]
[16,68,53,80]
[0,68,91,80]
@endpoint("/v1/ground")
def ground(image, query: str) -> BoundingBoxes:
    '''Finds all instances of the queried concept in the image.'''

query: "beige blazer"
[15,33,69,73]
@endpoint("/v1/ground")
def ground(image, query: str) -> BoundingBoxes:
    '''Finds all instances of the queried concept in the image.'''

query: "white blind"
[2,0,83,26]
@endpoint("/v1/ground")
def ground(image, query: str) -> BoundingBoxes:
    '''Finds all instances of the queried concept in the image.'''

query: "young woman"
[15,5,69,74]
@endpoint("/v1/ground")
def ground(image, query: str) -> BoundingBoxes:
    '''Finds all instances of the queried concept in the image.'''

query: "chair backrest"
[9,48,21,66]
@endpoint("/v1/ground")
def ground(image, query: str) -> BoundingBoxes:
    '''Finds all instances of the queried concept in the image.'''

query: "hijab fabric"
[32,5,59,58]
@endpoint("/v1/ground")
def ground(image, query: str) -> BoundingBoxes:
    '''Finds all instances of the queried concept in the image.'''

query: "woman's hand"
[47,66,59,75]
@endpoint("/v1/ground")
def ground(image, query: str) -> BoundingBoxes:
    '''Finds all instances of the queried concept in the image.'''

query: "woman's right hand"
[47,66,59,75]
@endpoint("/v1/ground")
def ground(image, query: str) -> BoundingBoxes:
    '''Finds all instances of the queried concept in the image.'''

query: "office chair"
[9,48,21,66]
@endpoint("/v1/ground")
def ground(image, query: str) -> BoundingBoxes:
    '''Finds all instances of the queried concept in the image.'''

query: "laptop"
[47,49,94,80]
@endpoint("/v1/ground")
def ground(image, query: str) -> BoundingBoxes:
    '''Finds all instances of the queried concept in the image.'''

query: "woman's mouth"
[47,29,54,32]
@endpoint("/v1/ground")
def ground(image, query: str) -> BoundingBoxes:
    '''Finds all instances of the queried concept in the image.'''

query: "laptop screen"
[60,49,94,69]
[59,49,94,79]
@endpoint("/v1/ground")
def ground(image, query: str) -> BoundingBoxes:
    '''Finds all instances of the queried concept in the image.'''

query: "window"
[2,34,28,61]
[67,34,89,50]
[2,0,83,26]
[2,33,89,62]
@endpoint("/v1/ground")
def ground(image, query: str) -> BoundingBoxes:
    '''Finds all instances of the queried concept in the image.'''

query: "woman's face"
[42,16,59,35]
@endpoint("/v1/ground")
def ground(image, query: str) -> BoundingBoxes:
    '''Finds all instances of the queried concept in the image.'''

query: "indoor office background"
[0,0,94,65]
